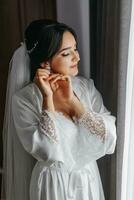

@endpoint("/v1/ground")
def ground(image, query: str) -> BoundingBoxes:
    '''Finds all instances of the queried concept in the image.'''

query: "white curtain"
[120,0,134,199]
[56,0,90,78]
[117,1,134,200]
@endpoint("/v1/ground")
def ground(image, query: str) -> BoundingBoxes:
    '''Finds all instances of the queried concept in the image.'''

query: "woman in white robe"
[3,19,116,200]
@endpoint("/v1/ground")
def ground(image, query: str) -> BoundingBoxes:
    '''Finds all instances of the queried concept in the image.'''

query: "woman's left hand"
[48,75,74,103]
[47,74,85,117]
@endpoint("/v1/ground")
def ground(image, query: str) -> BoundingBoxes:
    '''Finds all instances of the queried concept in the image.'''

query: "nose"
[72,51,80,62]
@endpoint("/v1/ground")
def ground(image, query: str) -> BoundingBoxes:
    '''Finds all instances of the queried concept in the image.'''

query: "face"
[49,31,80,76]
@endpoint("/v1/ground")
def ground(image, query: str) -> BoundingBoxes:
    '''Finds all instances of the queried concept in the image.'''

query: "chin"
[71,70,79,76]
[73,68,79,76]
[68,67,79,76]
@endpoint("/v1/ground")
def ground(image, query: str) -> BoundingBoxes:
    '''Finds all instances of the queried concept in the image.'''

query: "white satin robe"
[12,75,116,200]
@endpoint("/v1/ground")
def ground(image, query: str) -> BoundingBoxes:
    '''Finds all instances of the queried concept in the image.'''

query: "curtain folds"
[116,0,132,200]
[90,1,119,199]
[118,0,134,199]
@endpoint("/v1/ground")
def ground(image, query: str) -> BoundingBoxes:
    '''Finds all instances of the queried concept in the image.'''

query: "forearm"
[42,95,55,113]
[70,97,106,140]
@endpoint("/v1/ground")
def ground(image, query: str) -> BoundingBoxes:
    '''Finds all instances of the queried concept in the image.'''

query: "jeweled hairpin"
[27,41,38,54]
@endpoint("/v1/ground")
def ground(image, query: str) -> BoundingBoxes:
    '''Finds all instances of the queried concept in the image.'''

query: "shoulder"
[12,83,35,104]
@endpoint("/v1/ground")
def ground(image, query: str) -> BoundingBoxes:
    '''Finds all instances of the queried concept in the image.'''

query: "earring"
[45,64,51,72]
[45,65,50,69]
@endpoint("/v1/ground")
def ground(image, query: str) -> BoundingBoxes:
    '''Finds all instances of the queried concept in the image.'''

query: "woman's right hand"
[33,68,53,97]
[33,68,62,97]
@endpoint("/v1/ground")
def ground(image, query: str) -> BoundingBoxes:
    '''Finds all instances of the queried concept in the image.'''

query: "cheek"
[51,58,70,74]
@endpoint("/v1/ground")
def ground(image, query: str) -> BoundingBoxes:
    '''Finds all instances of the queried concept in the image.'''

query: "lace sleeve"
[39,109,58,143]
[74,111,106,141]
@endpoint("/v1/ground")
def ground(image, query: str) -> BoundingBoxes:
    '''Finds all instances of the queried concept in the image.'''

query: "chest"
[53,91,81,122]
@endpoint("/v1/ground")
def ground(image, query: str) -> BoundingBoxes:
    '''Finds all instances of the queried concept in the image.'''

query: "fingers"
[49,75,71,86]
[33,75,49,85]
[48,74,70,91]
[60,75,71,86]
[35,73,58,84]
[50,81,59,91]
[49,75,62,82]
[35,68,50,78]
[47,73,62,80]
[34,68,71,90]
[60,75,71,81]
[37,68,51,74]
[49,75,63,91]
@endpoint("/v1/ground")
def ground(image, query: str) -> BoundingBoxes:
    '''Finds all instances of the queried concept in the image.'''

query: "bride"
[2,19,116,200]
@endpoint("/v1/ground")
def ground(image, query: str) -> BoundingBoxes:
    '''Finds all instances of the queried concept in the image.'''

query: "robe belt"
[36,161,95,199]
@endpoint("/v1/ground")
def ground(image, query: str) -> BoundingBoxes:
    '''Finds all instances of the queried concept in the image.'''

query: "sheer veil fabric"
[1,44,36,200]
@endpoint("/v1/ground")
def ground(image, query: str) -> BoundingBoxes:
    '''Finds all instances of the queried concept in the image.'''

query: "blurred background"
[0,0,121,199]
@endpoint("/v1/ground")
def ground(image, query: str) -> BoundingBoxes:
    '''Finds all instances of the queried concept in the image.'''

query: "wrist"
[42,95,55,112]
[43,93,53,99]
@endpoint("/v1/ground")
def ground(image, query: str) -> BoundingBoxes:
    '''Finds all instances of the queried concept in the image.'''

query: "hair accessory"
[27,41,38,54]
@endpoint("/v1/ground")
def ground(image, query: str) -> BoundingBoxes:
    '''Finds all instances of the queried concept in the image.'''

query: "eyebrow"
[57,43,77,54]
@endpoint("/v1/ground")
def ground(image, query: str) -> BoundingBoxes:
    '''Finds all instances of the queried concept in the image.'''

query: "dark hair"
[24,19,77,80]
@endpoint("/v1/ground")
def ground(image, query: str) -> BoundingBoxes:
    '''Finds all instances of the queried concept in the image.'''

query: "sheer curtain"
[116,0,134,199]
[120,1,134,199]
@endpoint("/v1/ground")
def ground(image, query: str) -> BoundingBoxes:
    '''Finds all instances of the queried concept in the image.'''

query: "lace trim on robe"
[39,109,58,143]
[74,111,106,141]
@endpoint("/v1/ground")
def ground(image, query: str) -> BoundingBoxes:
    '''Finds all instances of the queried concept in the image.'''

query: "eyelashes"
[62,53,69,57]
[61,48,79,57]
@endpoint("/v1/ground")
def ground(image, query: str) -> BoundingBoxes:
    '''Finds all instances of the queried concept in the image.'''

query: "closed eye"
[62,53,70,57]
[61,48,79,57]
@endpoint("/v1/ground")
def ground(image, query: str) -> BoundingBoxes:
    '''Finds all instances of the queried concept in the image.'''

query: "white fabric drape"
[120,1,134,199]
[1,44,36,200]
[56,0,90,78]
